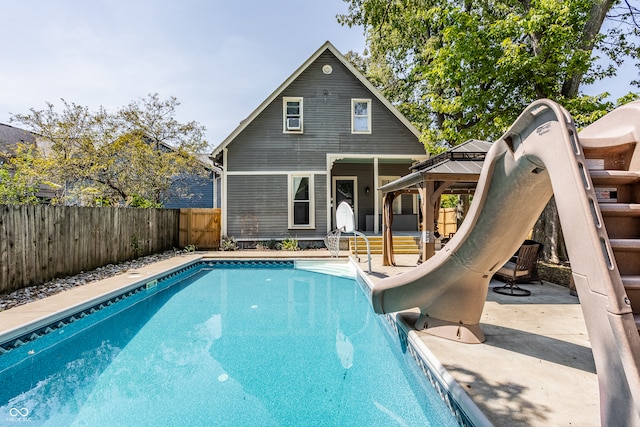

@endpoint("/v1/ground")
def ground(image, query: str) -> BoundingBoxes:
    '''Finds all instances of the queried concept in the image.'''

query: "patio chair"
[493,243,541,296]
[522,239,544,282]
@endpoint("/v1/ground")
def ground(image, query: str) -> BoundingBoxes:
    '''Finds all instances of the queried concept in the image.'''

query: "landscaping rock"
[538,261,572,287]
[0,251,177,312]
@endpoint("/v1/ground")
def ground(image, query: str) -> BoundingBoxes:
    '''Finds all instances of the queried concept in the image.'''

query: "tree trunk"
[456,195,471,228]
[561,0,614,97]
[532,197,568,264]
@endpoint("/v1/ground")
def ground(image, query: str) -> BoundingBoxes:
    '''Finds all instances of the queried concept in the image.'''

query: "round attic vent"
[322,64,333,74]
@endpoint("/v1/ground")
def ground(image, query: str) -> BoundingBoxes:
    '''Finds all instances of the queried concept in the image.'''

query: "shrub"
[280,237,299,251]
[220,236,238,251]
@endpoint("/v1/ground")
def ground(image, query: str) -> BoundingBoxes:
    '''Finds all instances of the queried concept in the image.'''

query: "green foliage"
[440,195,459,209]
[10,94,210,207]
[565,92,640,131]
[130,234,141,257]
[220,235,238,251]
[0,168,39,205]
[280,237,299,251]
[339,0,640,150]
[0,145,42,205]
[128,194,163,208]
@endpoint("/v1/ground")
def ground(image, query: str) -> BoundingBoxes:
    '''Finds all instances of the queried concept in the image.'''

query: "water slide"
[370,99,640,426]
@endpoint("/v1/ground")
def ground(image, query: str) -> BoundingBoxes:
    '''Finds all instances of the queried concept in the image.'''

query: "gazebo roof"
[378,139,492,193]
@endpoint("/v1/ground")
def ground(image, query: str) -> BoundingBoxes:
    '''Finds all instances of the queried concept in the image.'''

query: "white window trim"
[283,97,303,133]
[288,173,315,229]
[351,98,371,134]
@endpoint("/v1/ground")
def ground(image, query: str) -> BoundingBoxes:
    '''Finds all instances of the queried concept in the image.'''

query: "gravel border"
[0,251,178,312]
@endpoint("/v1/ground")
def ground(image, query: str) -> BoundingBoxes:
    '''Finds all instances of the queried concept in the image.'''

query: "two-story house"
[212,41,428,246]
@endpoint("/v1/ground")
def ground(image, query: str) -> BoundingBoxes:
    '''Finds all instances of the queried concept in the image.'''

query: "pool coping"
[0,254,204,344]
[0,254,490,426]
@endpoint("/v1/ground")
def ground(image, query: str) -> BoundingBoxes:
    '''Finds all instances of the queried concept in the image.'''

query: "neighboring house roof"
[0,123,36,157]
[150,137,216,173]
[378,139,492,193]
[195,153,218,171]
[211,41,421,157]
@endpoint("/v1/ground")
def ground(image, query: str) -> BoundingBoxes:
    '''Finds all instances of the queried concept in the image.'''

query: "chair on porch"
[493,243,541,296]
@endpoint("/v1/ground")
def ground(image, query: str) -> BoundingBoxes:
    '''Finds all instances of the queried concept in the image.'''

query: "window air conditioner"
[287,118,301,130]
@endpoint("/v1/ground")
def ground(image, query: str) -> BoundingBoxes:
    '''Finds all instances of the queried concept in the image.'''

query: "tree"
[10,94,210,207]
[339,0,640,152]
[0,144,41,205]
[339,0,639,263]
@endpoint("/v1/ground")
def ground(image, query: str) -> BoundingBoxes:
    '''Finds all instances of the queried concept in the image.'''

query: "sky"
[0,0,366,149]
[1,1,637,151]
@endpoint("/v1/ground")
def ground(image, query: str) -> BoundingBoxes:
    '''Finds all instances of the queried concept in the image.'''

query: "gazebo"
[379,139,491,265]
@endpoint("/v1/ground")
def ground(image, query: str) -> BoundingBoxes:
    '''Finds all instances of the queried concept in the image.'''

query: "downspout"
[210,163,223,209]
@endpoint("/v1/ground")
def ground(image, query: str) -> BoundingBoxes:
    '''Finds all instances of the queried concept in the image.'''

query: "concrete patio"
[351,252,598,427]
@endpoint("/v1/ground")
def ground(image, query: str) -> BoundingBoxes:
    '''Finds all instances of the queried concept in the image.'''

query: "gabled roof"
[0,123,36,155]
[211,41,421,157]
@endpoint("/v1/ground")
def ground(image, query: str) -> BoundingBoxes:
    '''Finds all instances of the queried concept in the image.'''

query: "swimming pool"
[0,260,474,426]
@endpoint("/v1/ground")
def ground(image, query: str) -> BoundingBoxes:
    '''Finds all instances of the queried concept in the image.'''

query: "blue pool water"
[0,262,460,426]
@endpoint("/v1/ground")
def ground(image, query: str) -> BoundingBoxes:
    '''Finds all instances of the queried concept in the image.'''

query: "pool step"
[294,261,356,278]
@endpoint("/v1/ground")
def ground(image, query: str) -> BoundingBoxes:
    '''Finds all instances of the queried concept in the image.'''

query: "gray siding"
[226,50,424,171]
[227,174,327,240]
[332,162,415,229]
[222,46,426,240]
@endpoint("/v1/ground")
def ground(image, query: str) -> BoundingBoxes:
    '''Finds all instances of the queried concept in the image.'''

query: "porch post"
[326,155,334,233]
[423,180,456,261]
[373,157,379,234]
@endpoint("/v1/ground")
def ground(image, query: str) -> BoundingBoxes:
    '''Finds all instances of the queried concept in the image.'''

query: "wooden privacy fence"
[179,208,221,250]
[0,205,180,294]
[438,207,458,237]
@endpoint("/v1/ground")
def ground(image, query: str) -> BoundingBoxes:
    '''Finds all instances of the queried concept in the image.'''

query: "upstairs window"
[284,97,303,132]
[352,99,371,133]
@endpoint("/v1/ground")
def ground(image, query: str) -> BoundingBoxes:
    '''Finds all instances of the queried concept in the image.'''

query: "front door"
[333,177,358,230]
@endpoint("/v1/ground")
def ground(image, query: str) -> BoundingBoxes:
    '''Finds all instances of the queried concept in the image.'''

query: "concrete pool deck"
[0,250,599,426]
[353,252,599,427]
